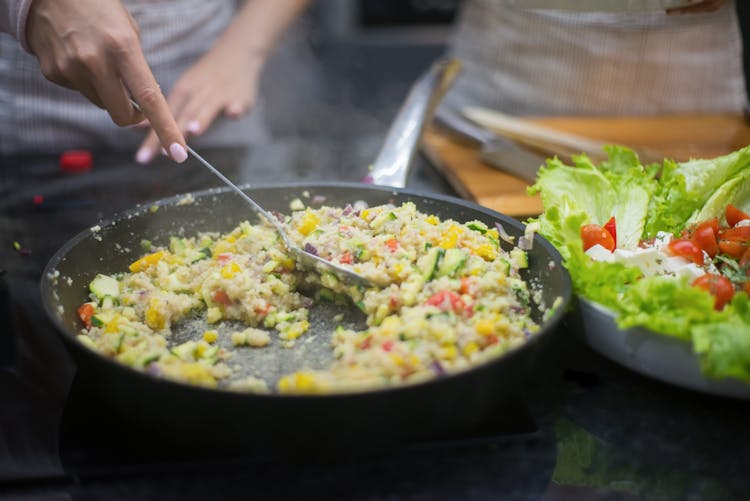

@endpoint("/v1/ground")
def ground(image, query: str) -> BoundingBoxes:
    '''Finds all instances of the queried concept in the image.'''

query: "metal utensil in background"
[367,58,461,187]
[129,98,373,289]
[434,109,547,185]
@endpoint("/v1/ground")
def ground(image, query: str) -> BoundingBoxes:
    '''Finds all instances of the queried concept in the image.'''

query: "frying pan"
[40,61,572,454]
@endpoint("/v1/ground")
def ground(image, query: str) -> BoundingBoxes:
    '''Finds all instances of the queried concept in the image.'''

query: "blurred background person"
[442,0,745,116]
[0,0,309,163]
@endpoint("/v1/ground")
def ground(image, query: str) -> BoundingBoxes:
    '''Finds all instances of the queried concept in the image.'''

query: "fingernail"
[169,143,188,163]
[161,147,167,156]
[186,120,201,134]
[135,147,153,164]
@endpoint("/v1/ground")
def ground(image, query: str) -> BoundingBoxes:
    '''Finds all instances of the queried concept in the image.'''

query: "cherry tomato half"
[603,216,617,247]
[667,239,704,265]
[693,218,719,238]
[726,204,750,227]
[719,225,750,243]
[692,273,735,311]
[718,240,748,259]
[77,303,95,329]
[692,225,719,258]
[581,224,615,252]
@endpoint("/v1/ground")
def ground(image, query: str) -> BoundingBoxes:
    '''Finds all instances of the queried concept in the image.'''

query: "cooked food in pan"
[74,200,555,394]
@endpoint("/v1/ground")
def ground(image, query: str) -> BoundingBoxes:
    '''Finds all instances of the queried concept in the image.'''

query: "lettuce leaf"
[644,145,750,237]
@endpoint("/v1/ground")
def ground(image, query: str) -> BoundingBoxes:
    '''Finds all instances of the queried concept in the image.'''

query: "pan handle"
[367,58,461,188]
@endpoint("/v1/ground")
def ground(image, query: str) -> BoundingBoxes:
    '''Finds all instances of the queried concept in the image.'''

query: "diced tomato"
[382,341,394,352]
[358,336,372,350]
[603,216,617,247]
[718,240,749,259]
[459,276,475,296]
[726,204,750,227]
[667,239,704,265]
[216,253,232,264]
[692,273,735,311]
[77,303,95,329]
[425,290,465,312]
[580,224,615,252]
[692,225,719,258]
[388,295,400,309]
[212,289,232,306]
[694,218,719,238]
[719,225,750,242]
[744,281,750,296]
[339,251,353,264]
[385,238,398,252]
[253,300,271,317]
[740,247,750,268]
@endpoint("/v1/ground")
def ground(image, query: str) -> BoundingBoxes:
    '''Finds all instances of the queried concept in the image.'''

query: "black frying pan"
[41,182,571,454]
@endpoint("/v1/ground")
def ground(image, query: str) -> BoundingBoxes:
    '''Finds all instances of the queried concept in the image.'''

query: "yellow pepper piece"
[129,250,166,273]
[178,363,217,387]
[425,215,439,225]
[476,318,495,336]
[439,225,463,249]
[145,298,166,330]
[297,211,320,236]
[203,330,218,343]
[474,243,497,261]
[284,320,310,340]
[220,262,241,279]
[440,345,457,361]
[463,342,479,357]
[279,372,318,393]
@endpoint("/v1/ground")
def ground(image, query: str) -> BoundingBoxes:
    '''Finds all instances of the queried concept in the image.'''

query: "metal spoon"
[129,99,373,289]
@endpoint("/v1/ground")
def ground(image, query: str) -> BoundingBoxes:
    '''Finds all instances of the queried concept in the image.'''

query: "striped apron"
[444,0,746,116]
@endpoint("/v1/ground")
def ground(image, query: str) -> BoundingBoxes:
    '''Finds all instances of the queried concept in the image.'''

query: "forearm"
[0,0,32,50]
[212,0,310,64]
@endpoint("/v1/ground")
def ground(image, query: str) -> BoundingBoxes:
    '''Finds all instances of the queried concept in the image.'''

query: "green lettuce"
[530,145,750,383]
[644,145,750,237]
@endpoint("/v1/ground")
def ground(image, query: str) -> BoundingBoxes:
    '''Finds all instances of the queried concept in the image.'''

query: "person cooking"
[0,0,309,163]
[443,0,744,117]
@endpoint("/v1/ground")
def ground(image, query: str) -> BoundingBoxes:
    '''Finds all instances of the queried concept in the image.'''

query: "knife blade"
[434,109,546,185]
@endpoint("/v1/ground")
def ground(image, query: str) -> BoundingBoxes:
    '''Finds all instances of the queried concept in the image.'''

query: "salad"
[529,145,750,383]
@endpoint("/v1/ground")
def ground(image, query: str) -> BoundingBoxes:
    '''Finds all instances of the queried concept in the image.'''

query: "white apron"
[444,0,746,115]
[0,0,268,154]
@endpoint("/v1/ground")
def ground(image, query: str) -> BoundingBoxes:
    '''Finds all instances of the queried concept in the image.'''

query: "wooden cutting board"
[421,114,750,218]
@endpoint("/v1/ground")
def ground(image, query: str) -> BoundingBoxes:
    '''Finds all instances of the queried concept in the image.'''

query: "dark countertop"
[1,143,749,501]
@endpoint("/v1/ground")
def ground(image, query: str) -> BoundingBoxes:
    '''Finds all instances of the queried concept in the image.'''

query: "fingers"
[117,47,187,163]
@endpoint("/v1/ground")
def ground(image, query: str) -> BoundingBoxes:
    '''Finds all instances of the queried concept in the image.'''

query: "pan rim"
[41,182,572,400]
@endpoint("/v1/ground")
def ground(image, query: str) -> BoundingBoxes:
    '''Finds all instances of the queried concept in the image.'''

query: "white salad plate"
[578,298,750,400]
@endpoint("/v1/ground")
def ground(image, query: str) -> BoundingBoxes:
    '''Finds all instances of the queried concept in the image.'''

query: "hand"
[26,0,188,162]
[134,44,262,164]
[666,0,725,14]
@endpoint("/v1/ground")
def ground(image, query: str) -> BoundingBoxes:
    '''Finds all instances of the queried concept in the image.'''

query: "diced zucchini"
[186,247,211,263]
[171,341,197,361]
[437,248,467,277]
[139,352,161,367]
[320,272,339,289]
[317,288,335,302]
[91,310,116,328]
[418,246,444,282]
[89,274,119,300]
[169,236,187,254]
[466,221,488,234]
[100,295,118,309]
[498,258,511,276]
[289,198,305,211]
[510,248,528,269]
[114,332,125,353]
